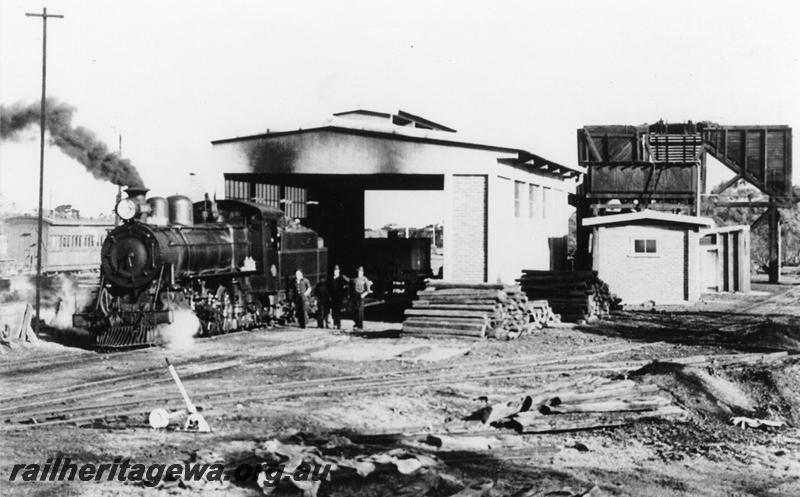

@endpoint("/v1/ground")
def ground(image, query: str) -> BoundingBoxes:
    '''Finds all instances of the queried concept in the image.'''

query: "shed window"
[529,184,540,218]
[542,187,551,219]
[633,239,657,254]
[514,181,524,217]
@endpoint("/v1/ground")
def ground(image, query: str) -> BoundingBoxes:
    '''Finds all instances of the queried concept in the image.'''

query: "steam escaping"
[158,309,201,351]
[0,274,92,329]
[47,274,93,329]
[0,98,144,187]
[1,275,37,304]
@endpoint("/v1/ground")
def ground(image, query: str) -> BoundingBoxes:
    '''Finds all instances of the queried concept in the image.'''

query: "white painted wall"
[486,163,573,283]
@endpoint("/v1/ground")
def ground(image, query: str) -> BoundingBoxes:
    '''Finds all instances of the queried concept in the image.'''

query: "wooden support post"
[741,130,748,174]
[723,128,728,159]
[761,129,768,188]
[699,151,707,214]
[740,226,751,293]
[767,202,781,284]
[727,233,736,292]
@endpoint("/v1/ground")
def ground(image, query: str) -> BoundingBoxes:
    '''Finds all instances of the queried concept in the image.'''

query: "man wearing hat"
[329,265,350,329]
[351,266,372,331]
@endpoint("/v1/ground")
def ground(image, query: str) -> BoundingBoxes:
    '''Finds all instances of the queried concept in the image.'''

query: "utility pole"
[26,7,64,336]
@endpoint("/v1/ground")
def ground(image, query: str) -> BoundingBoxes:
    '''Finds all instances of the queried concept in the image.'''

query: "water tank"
[147,197,168,226]
[167,195,194,227]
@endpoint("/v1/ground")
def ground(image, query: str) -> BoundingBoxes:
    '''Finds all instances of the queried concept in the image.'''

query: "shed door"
[700,249,718,291]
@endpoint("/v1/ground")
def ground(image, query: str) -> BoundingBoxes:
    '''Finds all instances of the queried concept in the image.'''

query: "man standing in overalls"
[351,266,372,331]
[292,269,311,329]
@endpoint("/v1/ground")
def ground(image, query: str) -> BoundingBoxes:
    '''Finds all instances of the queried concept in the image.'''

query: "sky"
[1,0,798,224]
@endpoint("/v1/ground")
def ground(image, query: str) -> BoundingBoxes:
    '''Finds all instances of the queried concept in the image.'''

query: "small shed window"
[633,239,657,254]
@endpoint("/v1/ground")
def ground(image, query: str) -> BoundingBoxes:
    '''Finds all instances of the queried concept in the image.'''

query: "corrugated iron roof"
[211,111,584,176]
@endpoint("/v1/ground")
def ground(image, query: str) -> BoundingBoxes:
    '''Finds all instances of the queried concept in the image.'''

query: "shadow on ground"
[579,311,800,352]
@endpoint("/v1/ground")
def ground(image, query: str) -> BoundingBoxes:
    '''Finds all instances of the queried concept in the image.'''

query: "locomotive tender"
[73,187,327,348]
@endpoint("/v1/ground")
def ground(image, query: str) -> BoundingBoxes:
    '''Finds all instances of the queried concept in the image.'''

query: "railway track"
[0,332,333,406]
[1,341,652,430]
[0,324,330,375]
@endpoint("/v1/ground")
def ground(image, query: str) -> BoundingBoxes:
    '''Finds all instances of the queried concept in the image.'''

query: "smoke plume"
[0,98,144,187]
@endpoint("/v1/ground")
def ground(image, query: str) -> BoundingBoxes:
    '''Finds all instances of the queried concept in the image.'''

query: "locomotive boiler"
[73,187,327,348]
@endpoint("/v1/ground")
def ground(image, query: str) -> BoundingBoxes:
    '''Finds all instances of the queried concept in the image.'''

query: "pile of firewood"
[402,281,560,340]
[473,376,686,433]
[517,270,620,322]
[490,286,559,340]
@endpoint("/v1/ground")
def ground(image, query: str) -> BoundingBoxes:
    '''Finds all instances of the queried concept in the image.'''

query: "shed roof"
[581,210,714,228]
[211,110,585,178]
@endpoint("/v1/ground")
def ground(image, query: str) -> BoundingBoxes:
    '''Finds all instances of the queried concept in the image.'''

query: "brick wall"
[595,224,691,304]
[451,175,487,282]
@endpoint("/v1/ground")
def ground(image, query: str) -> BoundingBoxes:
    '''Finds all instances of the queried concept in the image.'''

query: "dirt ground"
[1,275,799,497]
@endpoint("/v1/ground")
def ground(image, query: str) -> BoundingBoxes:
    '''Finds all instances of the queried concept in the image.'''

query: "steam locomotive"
[72,187,327,348]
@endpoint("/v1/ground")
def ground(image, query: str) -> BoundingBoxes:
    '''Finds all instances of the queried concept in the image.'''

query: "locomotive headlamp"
[115,198,138,220]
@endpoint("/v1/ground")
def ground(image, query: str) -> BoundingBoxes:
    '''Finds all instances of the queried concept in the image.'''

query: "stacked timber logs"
[517,270,620,323]
[402,281,560,339]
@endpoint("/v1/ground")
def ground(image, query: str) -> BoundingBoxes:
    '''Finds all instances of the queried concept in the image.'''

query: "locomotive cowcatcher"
[73,187,327,348]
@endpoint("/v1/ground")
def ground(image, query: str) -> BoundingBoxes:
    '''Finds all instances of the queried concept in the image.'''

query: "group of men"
[291,265,372,331]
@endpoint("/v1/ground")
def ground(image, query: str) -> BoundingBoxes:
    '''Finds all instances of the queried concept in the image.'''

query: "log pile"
[472,376,686,433]
[402,281,560,340]
[517,270,620,322]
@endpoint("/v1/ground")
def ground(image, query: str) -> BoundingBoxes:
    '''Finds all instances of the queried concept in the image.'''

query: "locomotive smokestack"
[125,186,149,200]
[125,187,149,210]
